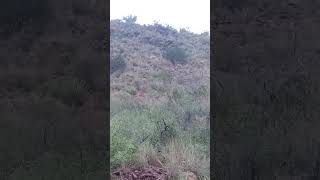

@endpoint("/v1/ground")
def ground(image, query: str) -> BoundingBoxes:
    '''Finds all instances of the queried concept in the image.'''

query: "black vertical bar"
[105,0,111,179]
[210,1,215,179]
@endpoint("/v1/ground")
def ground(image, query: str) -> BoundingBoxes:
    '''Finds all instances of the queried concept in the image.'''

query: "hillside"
[110,19,210,102]
[110,19,210,179]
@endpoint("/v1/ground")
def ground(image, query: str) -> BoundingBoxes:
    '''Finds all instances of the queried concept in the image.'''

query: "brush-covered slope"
[110,19,210,104]
[110,19,210,179]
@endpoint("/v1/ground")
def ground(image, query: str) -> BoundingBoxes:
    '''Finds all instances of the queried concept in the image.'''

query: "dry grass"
[135,143,159,167]
[162,139,209,179]
[135,139,210,179]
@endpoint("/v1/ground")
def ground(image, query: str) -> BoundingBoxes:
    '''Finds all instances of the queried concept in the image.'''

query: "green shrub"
[111,54,126,74]
[163,47,188,65]
[111,127,136,169]
[112,108,177,145]
[110,107,178,169]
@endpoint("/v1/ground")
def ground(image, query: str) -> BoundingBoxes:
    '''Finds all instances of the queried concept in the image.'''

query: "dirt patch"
[112,166,168,180]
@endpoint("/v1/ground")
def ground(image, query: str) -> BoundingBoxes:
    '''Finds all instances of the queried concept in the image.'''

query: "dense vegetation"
[111,53,126,74]
[0,0,107,179]
[212,1,320,179]
[163,47,189,65]
[110,19,210,179]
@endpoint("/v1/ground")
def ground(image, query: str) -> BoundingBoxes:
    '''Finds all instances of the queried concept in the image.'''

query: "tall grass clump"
[166,86,209,130]
[135,143,158,167]
[163,138,210,179]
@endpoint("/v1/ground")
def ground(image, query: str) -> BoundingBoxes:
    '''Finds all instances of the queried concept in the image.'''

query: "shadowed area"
[0,0,108,179]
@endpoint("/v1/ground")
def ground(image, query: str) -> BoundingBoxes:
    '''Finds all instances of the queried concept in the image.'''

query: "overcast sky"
[110,0,210,34]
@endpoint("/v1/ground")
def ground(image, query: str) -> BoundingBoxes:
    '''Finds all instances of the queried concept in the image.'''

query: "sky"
[110,0,210,34]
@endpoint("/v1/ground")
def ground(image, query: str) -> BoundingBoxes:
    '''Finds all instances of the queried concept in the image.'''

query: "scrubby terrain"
[212,1,320,179]
[110,18,210,179]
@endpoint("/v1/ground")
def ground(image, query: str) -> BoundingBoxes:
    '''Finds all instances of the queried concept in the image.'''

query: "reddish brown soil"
[112,166,168,180]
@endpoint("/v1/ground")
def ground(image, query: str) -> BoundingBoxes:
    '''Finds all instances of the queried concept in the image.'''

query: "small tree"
[163,47,188,65]
[122,15,137,24]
